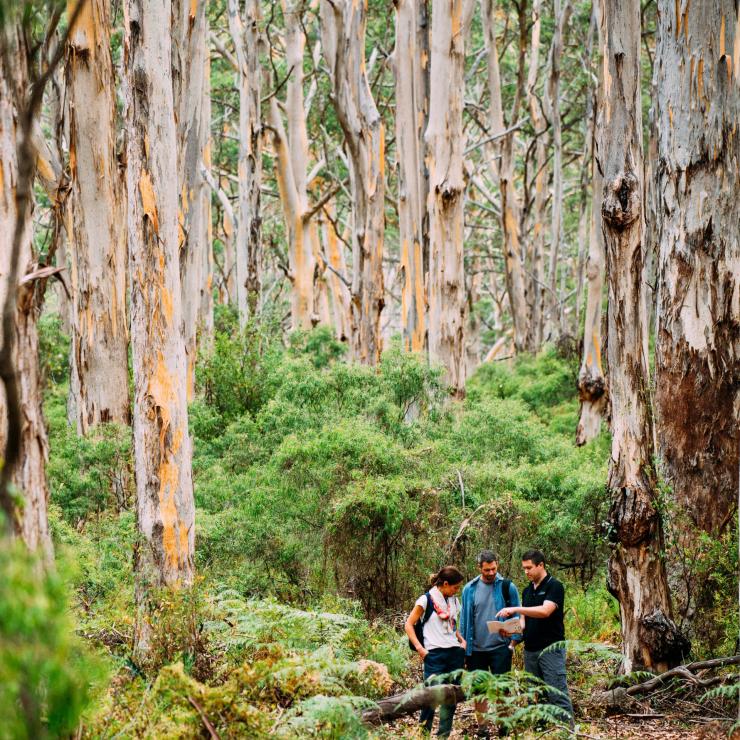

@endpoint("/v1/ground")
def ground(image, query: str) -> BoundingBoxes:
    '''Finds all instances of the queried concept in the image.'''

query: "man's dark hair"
[521,549,546,566]
[477,549,499,565]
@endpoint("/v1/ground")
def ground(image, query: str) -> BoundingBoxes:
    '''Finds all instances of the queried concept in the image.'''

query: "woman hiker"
[404,566,467,737]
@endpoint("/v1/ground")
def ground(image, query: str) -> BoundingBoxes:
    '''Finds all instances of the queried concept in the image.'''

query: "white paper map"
[486,616,521,635]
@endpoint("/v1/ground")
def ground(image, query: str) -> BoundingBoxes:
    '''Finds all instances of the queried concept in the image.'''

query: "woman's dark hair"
[429,566,464,588]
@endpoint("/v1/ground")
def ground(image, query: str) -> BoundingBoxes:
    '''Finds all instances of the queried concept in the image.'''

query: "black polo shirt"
[522,573,565,651]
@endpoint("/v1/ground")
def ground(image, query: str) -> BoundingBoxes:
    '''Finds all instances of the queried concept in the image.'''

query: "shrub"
[0,542,102,740]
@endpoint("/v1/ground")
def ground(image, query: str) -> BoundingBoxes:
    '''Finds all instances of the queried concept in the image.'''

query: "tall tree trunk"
[524,0,547,351]
[543,0,572,338]
[0,24,53,559]
[482,0,531,355]
[654,0,740,617]
[576,2,606,446]
[425,0,466,393]
[124,0,195,656]
[173,0,209,397]
[228,0,262,325]
[600,0,687,673]
[66,0,130,433]
[321,0,386,366]
[393,0,429,354]
[200,48,214,345]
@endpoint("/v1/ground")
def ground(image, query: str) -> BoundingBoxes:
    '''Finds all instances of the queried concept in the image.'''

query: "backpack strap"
[502,579,512,608]
[421,591,435,625]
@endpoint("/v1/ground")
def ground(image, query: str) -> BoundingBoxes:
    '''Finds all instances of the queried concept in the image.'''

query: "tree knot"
[602,172,641,230]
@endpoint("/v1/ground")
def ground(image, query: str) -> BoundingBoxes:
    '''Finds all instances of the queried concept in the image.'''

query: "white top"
[415,587,462,650]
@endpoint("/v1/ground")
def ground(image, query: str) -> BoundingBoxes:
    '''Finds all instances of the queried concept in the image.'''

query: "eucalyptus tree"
[653,0,740,617]
[124,0,195,654]
[393,0,429,355]
[600,0,685,671]
[65,0,130,432]
[321,0,386,366]
[426,0,467,394]
[173,0,212,391]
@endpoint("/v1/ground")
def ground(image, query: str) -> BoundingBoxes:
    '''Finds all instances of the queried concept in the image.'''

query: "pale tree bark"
[576,1,607,447]
[393,0,429,354]
[654,0,740,613]
[543,0,572,338]
[0,24,53,558]
[66,0,130,433]
[424,0,466,393]
[482,0,531,355]
[173,0,210,396]
[319,202,351,342]
[524,0,547,350]
[321,0,386,366]
[200,48,214,343]
[228,0,262,325]
[600,0,687,672]
[124,0,195,655]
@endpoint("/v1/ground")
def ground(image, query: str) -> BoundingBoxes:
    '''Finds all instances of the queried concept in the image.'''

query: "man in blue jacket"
[460,550,521,737]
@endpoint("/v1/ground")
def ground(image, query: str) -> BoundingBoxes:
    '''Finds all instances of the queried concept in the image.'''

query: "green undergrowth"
[36,318,630,736]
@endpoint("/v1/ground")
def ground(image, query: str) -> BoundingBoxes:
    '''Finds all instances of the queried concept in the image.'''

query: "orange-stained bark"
[66,0,130,431]
[393,0,429,354]
[124,0,195,656]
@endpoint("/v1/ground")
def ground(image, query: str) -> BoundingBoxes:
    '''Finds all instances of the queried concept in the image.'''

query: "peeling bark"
[321,0,386,366]
[600,0,687,672]
[654,0,740,570]
[0,24,53,559]
[124,0,195,655]
[393,0,429,354]
[228,0,262,325]
[320,201,351,342]
[66,0,130,432]
[425,0,466,393]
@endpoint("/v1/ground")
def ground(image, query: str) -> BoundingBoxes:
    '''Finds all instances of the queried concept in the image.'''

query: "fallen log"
[361,684,465,725]
[593,654,740,711]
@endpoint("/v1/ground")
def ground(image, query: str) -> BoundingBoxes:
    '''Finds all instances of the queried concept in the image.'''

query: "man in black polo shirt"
[496,549,573,724]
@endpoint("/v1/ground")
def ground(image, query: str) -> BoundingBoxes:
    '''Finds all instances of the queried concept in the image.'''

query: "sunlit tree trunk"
[600,0,686,673]
[576,1,606,446]
[0,25,53,559]
[65,0,130,433]
[321,0,385,366]
[424,0,466,393]
[228,0,262,325]
[654,0,740,618]
[124,0,195,656]
[173,0,210,396]
[482,0,530,355]
[393,0,429,354]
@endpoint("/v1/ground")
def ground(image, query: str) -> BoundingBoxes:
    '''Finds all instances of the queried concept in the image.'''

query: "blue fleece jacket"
[460,573,522,656]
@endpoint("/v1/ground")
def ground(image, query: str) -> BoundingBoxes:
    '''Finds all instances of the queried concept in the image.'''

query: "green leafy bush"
[0,542,102,740]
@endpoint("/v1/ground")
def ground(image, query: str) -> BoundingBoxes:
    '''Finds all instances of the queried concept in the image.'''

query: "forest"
[0,0,738,737]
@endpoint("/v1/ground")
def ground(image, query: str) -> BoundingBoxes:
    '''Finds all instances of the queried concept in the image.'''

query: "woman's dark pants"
[419,646,465,737]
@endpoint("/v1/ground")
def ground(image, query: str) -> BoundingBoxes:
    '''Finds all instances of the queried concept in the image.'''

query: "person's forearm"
[515,605,553,618]
[405,623,423,651]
